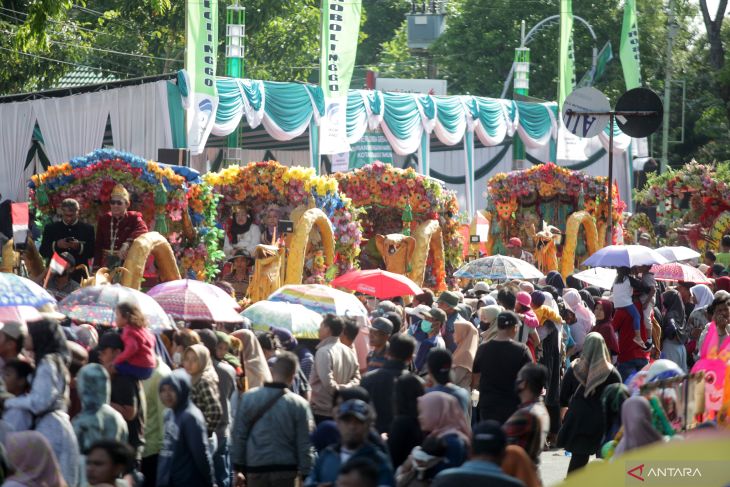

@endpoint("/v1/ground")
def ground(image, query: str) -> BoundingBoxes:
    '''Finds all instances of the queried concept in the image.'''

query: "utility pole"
[660,0,677,173]
[226,0,245,150]
[512,20,529,169]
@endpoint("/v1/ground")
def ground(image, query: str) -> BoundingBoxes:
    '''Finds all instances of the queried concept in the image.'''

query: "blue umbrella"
[0,272,56,308]
[581,245,668,268]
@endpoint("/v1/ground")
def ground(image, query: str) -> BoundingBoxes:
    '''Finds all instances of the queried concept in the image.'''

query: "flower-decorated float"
[205,161,363,301]
[334,162,462,292]
[485,163,624,277]
[27,149,222,288]
[636,161,730,251]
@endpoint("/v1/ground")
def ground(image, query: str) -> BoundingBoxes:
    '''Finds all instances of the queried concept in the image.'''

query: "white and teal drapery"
[212,76,566,215]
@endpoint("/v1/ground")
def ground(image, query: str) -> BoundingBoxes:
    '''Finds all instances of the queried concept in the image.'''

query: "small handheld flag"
[49,252,70,275]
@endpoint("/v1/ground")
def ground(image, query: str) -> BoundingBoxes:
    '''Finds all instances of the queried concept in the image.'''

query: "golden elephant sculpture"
[1,237,50,281]
[375,233,416,276]
[560,211,602,278]
[284,207,335,286]
[248,244,285,303]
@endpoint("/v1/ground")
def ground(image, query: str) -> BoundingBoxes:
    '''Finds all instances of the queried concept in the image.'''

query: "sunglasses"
[110,200,125,206]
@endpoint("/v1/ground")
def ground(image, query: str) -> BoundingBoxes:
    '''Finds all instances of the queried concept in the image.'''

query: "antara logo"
[627,464,645,481]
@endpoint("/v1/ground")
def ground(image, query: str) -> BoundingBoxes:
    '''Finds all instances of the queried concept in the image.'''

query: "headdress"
[111,184,130,202]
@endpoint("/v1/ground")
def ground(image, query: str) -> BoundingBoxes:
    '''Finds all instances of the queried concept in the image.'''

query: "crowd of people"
[0,251,727,487]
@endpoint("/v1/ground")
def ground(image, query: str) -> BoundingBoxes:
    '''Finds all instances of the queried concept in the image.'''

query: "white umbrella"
[582,245,668,268]
[656,246,701,263]
[572,267,617,290]
[453,254,544,280]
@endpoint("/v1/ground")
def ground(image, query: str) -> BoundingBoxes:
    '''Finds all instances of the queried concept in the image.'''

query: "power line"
[0,45,134,77]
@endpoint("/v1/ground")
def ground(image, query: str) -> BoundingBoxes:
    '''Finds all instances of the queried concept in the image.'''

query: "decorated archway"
[335,162,463,291]
[204,161,362,283]
[28,149,221,281]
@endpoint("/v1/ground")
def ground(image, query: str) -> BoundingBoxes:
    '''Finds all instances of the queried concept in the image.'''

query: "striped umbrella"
[268,284,368,317]
[650,263,711,284]
[453,255,544,280]
[242,301,322,339]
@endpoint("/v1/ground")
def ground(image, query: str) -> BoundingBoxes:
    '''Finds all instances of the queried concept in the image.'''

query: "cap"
[337,399,372,422]
[369,317,394,335]
[437,291,459,308]
[97,331,124,351]
[424,307,447,323]
[0,321,27,340]
[639,232,651,240]
[516,291,532,308]
[405,304,432,316]
[507,237,522,248]
[473,282,490,294]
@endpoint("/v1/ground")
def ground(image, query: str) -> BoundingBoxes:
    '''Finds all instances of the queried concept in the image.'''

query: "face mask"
[421,320,433,333]
[172,352,182,366]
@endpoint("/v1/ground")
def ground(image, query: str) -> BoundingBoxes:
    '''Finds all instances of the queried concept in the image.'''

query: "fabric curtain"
[433,96,466,146]
[33,91,112,165]
[261,81,315,140]
[380,92,424,156]
[516,102,557,150]
[0,101,36,201]
[109,81,173,159]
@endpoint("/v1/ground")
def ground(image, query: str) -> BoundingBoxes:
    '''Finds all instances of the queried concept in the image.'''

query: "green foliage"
[357,0,410,66]
[374,20,428,78]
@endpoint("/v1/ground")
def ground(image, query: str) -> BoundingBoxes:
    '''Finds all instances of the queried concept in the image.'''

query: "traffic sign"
[561,87,611,138]
[614,88,663,137]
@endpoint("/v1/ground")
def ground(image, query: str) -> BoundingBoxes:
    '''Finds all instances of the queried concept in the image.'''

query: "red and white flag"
[49,252,70,275]
[11,202,29,244]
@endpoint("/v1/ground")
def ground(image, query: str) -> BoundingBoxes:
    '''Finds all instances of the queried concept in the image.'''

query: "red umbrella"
[331,269,422,298]
[650,263,711,284]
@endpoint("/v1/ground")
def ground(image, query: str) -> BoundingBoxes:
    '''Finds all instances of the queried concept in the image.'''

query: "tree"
[374,20,428,78]
[357,0,410,66]
[698,0,729,126]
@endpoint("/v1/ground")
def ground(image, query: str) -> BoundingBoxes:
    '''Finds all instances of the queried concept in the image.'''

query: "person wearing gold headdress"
[94,184,148,269]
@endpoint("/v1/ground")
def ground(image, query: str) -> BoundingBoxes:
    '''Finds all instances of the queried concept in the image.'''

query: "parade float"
[636,161,730,251]
[484,163,625,277]
[335,162,462,292]
[26,149,222,287]
[204,161,363,301]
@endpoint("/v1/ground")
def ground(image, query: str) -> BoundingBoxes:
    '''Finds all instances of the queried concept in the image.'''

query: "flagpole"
[607,112,614,246]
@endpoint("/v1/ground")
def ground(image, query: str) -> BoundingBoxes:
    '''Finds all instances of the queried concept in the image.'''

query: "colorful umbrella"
[656,246,701,263]
[650,262,711,284]
[453,255,544,280]
[150,286,243,324]
[572,267,617,290]
[241,301,322,339]
[0,272,56,308]
[147,279,241,311]
[331,269,423,298]
[582,245,668,268]
[59,285,174,330]
[268,284,368,317]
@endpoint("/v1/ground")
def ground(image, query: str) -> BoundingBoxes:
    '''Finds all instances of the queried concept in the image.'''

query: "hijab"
[661,289,686,336]
[579,290,596,311]
[564,289,596,328]
[594,299,615,326]
[215,331,241,369]
[452,320,479,372]
[690,284,714,309]
[715,276,730,293]
[613,396,663,457]
[545,271,566,293]
[503,409,542,464]
[185,343,217,386]
[571,332,614,397]
[417,391,471,445]
[232,329,272,389]
[5,431,68,487]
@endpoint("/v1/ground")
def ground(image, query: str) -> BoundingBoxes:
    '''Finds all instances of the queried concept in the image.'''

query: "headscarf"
[159,368,192,415]
[564,289,596,328]
[690,284,714,309]
[503,409,542,464]
[571,332,614,397]
[395,374,425,417]
[215,331,241,369]
[452,320,479,371]
[231,329,272,388]
[197,329,219,359]
[661,289,686,337]
[417,391,471,445]
[715,276,730,293]
[501,445,540,487]
[518,281,535,294]
[579,290,596,311]
[185,344,217,386]
[545,271,566,293]
[271,327,298,351]
[613,396,663,457]
[4,431,68,487]
[478,305,502,325]
[566,274,583,291]
[594,299,615,326]
[480,295,497,307]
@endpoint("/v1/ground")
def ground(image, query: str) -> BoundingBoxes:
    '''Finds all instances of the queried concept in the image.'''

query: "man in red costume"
[94,184,148,269]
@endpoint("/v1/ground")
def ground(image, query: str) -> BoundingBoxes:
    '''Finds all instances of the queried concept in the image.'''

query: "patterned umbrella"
[59,284,174,330]
[147,279,241,311]
[656,246,701,263]
[242,301,322,339]
[453,255,544,280]
[331,269,423,298]
[268,284,368,317]
[150,284,243,324]
[650,263,711,284]
[0,272,56,308]
[582,245,668,268]
[0,305,42,325]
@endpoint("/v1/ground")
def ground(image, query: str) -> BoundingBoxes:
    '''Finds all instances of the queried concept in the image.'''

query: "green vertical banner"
[185,0,219,155]
[620,0,642,89]
[558,0,575,107]
[319,0,362,156]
